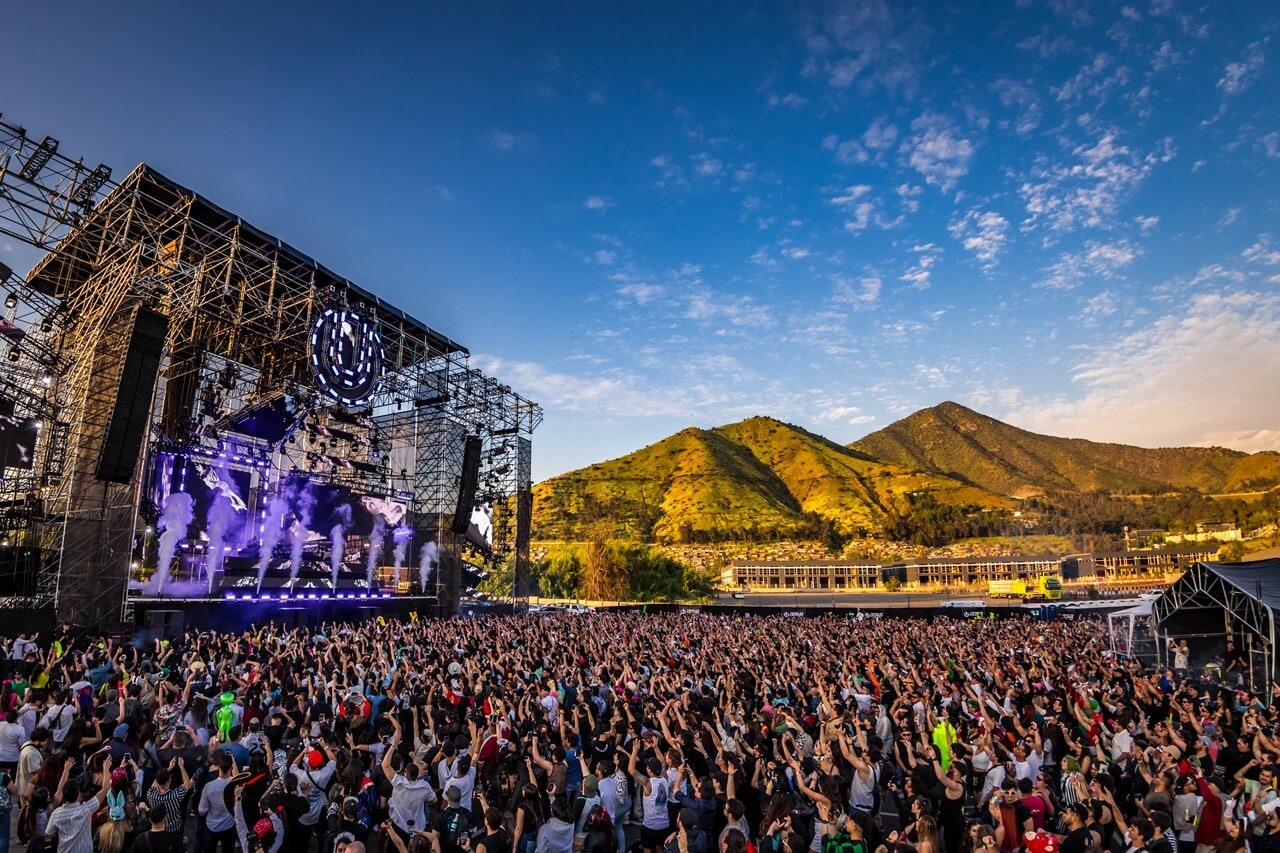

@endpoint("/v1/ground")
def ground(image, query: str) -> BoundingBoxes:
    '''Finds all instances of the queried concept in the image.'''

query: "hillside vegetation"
[850,401,1249,497]
[532,403,1280,550]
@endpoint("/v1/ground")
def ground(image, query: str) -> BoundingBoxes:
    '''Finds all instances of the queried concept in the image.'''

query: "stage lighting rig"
[69,164,111,208]
[17,136,58,181]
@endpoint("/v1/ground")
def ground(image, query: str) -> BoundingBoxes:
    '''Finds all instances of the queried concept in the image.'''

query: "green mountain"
[849,401,1264,497]
[532,416,1011,543]
[531,404,1280,547]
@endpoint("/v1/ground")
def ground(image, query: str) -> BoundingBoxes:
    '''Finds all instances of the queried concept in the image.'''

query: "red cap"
[308,749,325,769]
[254,817,274,839]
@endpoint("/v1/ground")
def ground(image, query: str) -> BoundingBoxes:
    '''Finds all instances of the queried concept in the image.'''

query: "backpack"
[442,806,475,850]
[0,772,10,811]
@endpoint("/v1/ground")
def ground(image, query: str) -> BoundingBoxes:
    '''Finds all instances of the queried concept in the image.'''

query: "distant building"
[722,545,1220,591]
[724,559,881,590]
[882,554,1060,588]
[1076,545,1217,578]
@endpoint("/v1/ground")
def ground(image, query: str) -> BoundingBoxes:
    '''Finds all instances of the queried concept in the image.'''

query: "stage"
[131,592,452,634]
[0,115,541,630]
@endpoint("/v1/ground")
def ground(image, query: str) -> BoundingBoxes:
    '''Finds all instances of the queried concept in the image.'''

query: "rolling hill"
[849,401,1268,497]
[532,415,1012,543]
[530,403,1280,546]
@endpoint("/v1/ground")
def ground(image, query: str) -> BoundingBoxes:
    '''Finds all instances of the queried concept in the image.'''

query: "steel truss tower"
[0,116,540,627]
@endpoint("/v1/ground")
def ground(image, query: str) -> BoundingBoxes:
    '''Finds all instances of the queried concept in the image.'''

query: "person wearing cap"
[1060,804,1093,853]
[231,778,284,853]
[107,722,135,763]
[293,740,337,853]
[436,785,477,853]
[663,807,707,853]
[328,795,372,849]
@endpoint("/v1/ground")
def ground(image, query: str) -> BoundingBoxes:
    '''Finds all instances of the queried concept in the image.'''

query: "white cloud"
[471,356,690,418]
[1243,236,1280,266]
[583,196,613,211]
[814,405,876,425]
[592,250,617,265]
[829,185,875,233]
[863,117,899,150]
[1218,41,1266,96]
[1135,215,1159,233]
[822,133,870,165]
[767,92,808,109]
[1006,291,1280,453]
[485,129,536,151]
[803,0,924,96]
[992,79,1042,136]
[901,112,977,193]
[1218,207,1244,227]
[1038,239,1141,290]
[1052,54,1131,105]
[617,283,665,304]
[900,243,942,290]
[832,274,882,309]
[1260,133,1280,159]
[1019,133,1172,233]
[1080,290,1118,321]
[693,153,723,178]
[684,289,775,328]
[948,209,1010,269]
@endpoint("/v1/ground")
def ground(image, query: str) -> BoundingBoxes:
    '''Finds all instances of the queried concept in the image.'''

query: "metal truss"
[0,115,114,250]
[1152,562,1276,682]
[0,122,540,627]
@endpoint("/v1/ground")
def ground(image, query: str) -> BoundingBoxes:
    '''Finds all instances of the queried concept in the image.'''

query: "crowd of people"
[0,611,1276,853]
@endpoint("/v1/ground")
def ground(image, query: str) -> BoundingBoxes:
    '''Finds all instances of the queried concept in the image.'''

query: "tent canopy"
[1152,560,1278,680]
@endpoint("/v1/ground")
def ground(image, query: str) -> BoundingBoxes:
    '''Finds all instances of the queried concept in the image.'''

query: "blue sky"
[4,0,1279,482]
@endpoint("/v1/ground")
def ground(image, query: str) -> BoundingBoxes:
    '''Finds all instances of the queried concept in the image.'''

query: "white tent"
[1108,600,1154,661]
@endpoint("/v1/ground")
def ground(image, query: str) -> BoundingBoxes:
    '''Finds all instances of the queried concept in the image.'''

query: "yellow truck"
[989,576,1062,601]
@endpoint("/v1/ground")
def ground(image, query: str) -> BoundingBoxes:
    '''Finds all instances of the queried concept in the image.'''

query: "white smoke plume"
[366,516,386,586]
[418,539,439,592]
[151,492,195,594]
[256,496,288,588]
[330,503,352,587]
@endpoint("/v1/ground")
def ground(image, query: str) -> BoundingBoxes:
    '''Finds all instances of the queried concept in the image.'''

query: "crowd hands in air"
[0,612,1278,853]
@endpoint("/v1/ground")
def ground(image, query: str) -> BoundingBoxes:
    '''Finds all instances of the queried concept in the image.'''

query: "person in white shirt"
[39,690,77,747]
[45,772,110,853]
[383,715,437,841]
[540,684,560,727]
[0,710,26,772]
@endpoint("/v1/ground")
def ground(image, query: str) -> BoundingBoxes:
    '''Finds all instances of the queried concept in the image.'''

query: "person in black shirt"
[1061,803,1093,853]
[128,802,186,853]
[476,807,512,853]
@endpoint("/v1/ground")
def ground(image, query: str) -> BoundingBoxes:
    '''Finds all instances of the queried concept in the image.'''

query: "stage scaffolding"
[0,115,540,628]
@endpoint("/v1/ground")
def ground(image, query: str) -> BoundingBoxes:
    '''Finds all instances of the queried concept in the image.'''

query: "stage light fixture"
[3,292,17,309]
[18,136,59,180]
[70,164,112,207]
[6,347,18,363]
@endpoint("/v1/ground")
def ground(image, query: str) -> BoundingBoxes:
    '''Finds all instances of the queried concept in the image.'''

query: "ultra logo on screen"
[309,307,385,405]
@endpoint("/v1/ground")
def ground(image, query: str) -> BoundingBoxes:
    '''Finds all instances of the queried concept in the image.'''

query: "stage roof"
[27,164,468,356]
[1198,560,1280,611]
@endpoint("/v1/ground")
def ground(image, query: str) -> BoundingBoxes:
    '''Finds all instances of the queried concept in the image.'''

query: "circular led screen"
[309,307,385,405]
